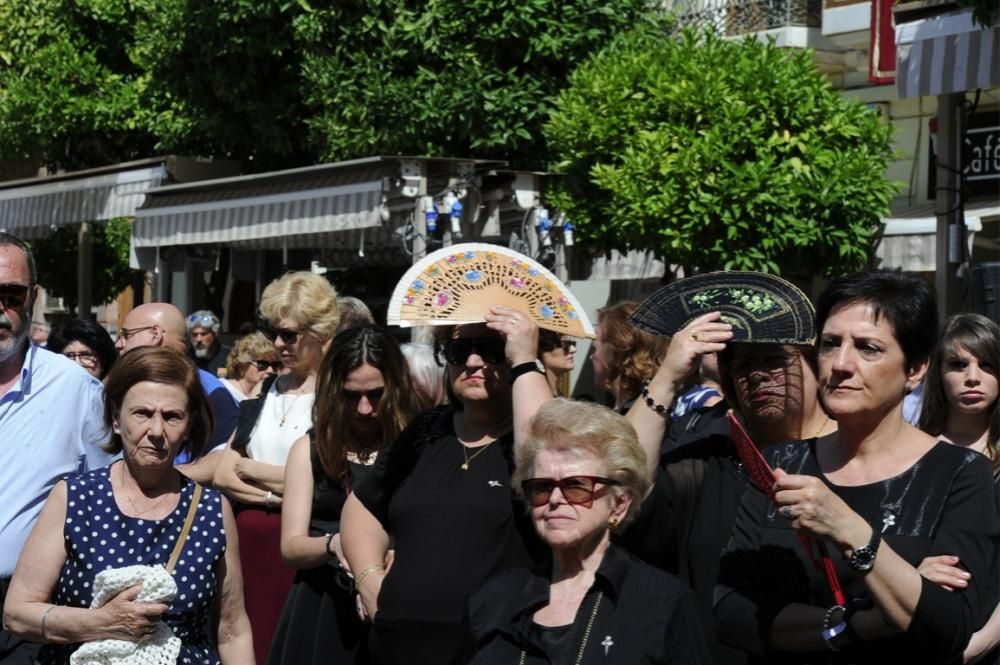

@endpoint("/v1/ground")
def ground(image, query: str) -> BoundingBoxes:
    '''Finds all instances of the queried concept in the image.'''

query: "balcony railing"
[669,0,822,35]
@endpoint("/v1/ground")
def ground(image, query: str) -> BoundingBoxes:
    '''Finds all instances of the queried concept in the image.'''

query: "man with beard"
[116,303,238,484]
[0,233,115,665]
[186,309,230,376]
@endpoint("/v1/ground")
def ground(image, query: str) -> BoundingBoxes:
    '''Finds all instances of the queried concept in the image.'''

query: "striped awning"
[132,164,388,250]
[896,10,999,99]
[0,162,168,239]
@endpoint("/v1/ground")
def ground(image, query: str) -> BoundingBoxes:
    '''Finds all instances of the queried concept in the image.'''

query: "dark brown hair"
[313,326,421,481]
[919,313,1000,473]
[597,301,669,402]
[102,346,213,460]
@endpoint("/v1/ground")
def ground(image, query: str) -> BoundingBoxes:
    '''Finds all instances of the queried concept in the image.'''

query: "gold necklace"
[278,391,303,427]
[459,439,496,471]
[810,415,831,439]
[119,463,170,517]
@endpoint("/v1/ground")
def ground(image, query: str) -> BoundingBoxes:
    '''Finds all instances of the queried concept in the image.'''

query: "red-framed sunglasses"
[520,476,619,508]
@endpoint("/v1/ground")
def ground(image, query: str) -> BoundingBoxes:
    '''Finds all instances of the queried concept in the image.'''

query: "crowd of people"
[1,228,998,665]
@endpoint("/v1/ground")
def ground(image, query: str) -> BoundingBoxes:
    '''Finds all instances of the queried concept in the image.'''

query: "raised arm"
[484,305,551,448]
[3,481,169,645]
[216,497,255,664]
[626,312,732,479]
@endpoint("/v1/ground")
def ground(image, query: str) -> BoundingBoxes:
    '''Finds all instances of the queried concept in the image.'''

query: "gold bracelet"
[40,605,57,641]
[354,564,385,589]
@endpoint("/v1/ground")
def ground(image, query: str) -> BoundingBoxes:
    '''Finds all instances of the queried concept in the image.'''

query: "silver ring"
[510,318,517,325]
[780,506,796,519]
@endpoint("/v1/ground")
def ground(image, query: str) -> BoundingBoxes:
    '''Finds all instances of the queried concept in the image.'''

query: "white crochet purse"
[69,485,203,665]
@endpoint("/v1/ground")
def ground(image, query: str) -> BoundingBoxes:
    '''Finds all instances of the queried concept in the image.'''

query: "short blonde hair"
[225,332,277,380]
[259,271,339,343]
[514,398,649,526]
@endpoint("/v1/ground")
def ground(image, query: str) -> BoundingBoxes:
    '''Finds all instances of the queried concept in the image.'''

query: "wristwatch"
[509,360,545,384]
[847,526,881,573]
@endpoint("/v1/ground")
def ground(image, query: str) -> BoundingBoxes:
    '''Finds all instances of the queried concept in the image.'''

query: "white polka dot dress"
[37,467,227,665]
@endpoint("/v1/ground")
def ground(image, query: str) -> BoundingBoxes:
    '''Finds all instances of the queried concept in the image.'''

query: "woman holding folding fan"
[619,271,834,665]
[340,306,553,665]
[714,270,998,663]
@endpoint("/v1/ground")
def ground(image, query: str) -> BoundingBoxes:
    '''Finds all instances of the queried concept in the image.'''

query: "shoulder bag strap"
[166,484,203,573]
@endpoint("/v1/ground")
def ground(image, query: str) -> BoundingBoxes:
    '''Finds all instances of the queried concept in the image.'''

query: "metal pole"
[935,93,964,320]
[77,222,93,319]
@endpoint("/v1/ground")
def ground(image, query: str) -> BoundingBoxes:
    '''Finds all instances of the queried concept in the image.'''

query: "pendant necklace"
[119,463,170,517]
[278,382,303,427]
[459,439,495,471]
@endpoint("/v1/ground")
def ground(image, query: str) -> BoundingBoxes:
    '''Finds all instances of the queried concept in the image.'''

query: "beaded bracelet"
[821,604,847,651]
[640,380,670,418]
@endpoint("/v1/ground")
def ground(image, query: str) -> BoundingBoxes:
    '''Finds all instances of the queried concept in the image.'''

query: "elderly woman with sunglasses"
[213,271,339,665]
[340,306,553,665]
[222,332,283,402]
[460,398,710,664]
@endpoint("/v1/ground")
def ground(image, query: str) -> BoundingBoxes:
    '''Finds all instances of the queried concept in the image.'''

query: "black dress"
[715,440,1000,665]
[352,406,545,665]
[620,402,754,665]
[267,443,371,665]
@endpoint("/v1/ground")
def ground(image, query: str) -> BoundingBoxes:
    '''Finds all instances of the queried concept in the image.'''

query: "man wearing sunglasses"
[117,302,239,485]
[0,233,116,665]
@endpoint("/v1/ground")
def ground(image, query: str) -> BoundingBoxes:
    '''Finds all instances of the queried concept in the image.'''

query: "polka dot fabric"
[37,466,227,665]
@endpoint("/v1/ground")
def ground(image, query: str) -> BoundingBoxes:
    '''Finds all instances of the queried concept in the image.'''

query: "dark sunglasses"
[252,359,283,372]
[343,387,385,402]
[442,337,506,366]
[559,340,577,352]
[520,476,619,508]
[260,325,304,345]
[0,283,30,309]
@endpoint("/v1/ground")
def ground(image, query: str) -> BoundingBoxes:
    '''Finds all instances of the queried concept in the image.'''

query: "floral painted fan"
[387,243,595,338]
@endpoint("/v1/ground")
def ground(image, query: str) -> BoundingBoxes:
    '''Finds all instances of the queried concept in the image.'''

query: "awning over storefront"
[0,156,240,240]
[895,9,999,99]
[877,200,1000,271]
[130,156,514,270]
[0,160,170,239]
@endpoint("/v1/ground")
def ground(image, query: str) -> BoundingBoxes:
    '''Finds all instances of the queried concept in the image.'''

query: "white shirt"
[245,382,315,466]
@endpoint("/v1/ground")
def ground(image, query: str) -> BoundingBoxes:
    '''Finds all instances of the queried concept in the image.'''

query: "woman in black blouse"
[462,398,710,664]
[340,307,552,665]
[715,270,1000,663]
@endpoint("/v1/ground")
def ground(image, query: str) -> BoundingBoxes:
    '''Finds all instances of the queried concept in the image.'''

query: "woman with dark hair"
[715,270,999,663]
[591,301,669,411]
[269,326,420,665]
[537,329,577,397]
[919,313,999,471]
[340,306,552,665]
[47,318,117,379]
[3,347,253,664]
[916,313,1000,663]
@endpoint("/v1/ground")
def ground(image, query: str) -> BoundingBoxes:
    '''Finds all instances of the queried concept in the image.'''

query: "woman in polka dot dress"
[3,347,254,664]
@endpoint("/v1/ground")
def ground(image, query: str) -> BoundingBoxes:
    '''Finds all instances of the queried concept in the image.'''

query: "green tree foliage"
[545,28,900,277]
[0,0,656,173]
[294,0,658,167]
[29,218,136,313]
[0,0,309,171]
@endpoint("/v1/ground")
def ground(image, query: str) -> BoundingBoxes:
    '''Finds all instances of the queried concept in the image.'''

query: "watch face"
[851,546,876,571]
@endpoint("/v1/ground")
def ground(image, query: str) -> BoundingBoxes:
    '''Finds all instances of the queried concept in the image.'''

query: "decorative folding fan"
[387,243,595,338]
